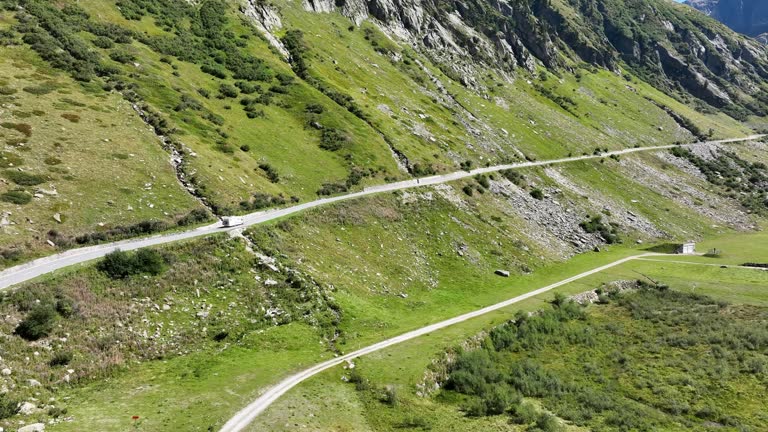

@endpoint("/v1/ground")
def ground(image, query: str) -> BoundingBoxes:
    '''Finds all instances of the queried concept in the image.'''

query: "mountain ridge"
[684,0,768,41]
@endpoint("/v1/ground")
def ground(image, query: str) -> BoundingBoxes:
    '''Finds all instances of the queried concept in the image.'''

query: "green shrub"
[1,190,32,204]
[533,413,563,432]
[347,369,370,391]
[579,215,619,244]
[235,81,259,94]
[109,49,136,64]
[258,163,280,183]
[530,188,544,200]
[48,406,67,418]
[396,415,430,429]
[61,113,80,123]
[0,394,19,420]
[22,83,58,96]
[317,182,348,196]
[320,129,347,151]
[217,83,239,99]
[3,170,47,186]
[75,219,171,245]
[15,303,58,341]
[240,192,287,210]
[177,208,210,226]
[382,385,399,406]
[96,249,166,279]
[500,169,526,187]
[305,103,324,114]
[49,351,74,367]
[283,30,308,78]
[1,122,32,137]
[510,400,538,424]
[92,36,114,49]
[475,175,490,189]
[44,156,62,165]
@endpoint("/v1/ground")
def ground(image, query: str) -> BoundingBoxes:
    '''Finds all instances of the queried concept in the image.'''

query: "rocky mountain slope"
[292,0,768,112]
[685,0,768,41]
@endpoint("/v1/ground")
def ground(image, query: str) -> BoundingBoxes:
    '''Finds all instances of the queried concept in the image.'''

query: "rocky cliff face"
[254,0,768,115]
[685,0,768,39]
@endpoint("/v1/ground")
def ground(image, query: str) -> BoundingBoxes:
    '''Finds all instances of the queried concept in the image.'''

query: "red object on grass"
[132,416,140,421]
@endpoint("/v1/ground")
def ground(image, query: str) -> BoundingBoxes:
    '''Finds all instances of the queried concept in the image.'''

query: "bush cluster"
[176,208,210,226]
[319,129,348,152]
[3,170,46,186]
[442,286,768,430]
[0,190,32,204]
[317,182,348,196]
[239,192,287,211]
[75,219,170,245]
[0,394,18,420]
[96,249,166,279]
[579,215,619,244]
[258,163,280,183]
[14,303,58,340]
[671,147,768,214]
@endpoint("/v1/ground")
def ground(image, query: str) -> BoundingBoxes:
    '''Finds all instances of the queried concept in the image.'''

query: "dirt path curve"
[219,252,667,432]
[0,135,760,291]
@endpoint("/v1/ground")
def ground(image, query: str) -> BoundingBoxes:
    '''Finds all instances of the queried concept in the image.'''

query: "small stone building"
[676,241,696,255]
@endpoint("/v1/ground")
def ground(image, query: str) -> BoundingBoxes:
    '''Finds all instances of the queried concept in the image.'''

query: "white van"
[221,216,244,227]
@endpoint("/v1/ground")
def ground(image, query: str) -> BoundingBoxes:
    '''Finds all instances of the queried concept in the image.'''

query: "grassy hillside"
[0,0,766,430]
[0,19,203,265]
[337,287,768,431]
[0,144,765,430]
[247,244,768,432]
[0,0,761,267]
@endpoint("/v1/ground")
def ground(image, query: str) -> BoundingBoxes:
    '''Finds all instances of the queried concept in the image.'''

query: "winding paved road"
[219,252,666,432]
[0,135,760,291]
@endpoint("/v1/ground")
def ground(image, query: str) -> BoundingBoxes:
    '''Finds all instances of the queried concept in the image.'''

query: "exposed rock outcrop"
[685,0,768,39]
[277,0,768,114]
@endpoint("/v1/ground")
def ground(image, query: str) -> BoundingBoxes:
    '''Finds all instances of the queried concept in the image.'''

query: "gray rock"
[18,402,37,415]
[17,424,45,432]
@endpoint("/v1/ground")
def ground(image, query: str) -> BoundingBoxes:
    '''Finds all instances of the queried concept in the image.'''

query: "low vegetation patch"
[0,151,23,168]
[176,208,211,226]
[96,249,166,279]
[671,147,768,214]
[14,303,59,341]
[3,170,46,186]
[0,122,32,137]
[60,113,80,123]
[579,214,619,244]
[436,287,768,430]
[0,190,32,205]
[240,192,288,211]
